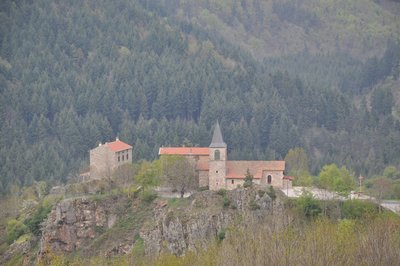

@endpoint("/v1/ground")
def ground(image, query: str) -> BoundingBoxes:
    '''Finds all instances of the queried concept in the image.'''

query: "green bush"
[266,186,276,201]
[295,192,321,218]
[223,197,231,208]
[217,189,227,197]
[24,204,53,235]
[243,169,253,188]
[217,228,226,241]
[141,190,157,203]
[341,200,378,219]
[6,219,27,244]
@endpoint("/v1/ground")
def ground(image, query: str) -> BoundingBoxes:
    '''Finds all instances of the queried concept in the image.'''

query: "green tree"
[135,160,161,188]
[243,169,253,188]
[319,164,355,196]
[161,155,196,197]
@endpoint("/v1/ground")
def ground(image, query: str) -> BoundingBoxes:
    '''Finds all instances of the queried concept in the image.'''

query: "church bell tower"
[209,121,227,190]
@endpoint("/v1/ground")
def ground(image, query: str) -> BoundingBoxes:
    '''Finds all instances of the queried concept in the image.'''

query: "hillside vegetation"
[0,0,400,196]
[140,0,400,58]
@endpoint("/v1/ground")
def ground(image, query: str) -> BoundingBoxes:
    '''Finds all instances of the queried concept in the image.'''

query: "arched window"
[214,150,220,160]
[267,175,272,184]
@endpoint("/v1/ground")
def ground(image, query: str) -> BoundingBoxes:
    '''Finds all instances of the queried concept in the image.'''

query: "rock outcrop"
[40,197,118,254]
[40,186,276,257]
[140,187,274,255]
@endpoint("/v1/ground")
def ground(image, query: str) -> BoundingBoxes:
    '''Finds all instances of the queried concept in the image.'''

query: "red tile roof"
[106,140,133,152]
[159,147,209,156]
[225,161,285,179]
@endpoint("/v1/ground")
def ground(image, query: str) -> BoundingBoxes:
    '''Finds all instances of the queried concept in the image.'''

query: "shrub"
[6,219,27,244]
[341,200,378,219]
[141,190,157,203]
[217,189,227,197]
[223,197,231,208]
[266,186,276,201]
[24,204,53,235]
[217,228,226,241]
[243,169,253,188]
[295,192,322,218]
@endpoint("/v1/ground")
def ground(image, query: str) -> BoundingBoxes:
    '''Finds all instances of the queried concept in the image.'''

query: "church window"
[214,150,220,160]
[267,175,272,184]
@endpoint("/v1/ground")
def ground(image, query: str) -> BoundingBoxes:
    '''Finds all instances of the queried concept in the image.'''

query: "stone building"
[159,122,290,190]
[89,138,133,179]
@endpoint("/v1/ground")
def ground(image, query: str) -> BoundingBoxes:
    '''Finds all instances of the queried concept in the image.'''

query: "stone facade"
[159,122,288,190]
[89,138,133,179]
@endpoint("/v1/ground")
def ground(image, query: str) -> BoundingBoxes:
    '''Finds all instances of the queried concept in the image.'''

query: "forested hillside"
[0,0,400,194]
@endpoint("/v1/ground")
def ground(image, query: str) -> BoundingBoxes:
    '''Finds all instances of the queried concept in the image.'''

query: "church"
[159,122,291,191]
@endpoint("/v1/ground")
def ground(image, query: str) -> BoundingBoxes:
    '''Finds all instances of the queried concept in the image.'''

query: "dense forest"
[0,0,400,195]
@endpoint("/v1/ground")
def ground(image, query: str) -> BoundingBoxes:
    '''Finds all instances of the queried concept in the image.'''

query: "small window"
[216,170,219,173]
[214,150,220,160]
[267,175,272,184]
[126,153,129,160]
[231,180,234,184]
[122,155,125,161]
[118,156,120,162]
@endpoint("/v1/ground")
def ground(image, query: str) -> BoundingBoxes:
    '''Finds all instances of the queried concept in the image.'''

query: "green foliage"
[140,189,157,203]
[243,169,253,188]
[266,186,276,201]
[295,191,322,218]
[223,197,231,208]
[217,228,226,241]
[341,200,378,219]
[135,160,161,188]
[318,164,355,196]
[132,235,145,257]
[383,165,400,179]
[24,204,53,235]
[0,0,399,198]
[217,189,227,197]
[6,219,27,244]
[160,155,196,197]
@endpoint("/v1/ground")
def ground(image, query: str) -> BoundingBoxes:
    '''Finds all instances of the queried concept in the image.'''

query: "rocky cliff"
[40,187,278,257]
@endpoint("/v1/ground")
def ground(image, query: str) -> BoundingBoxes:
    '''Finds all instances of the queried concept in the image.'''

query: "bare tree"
[161,155,196,198]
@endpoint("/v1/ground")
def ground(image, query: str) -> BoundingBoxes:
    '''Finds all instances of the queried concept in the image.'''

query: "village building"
[89,138,133,179]
[159,122,290,190]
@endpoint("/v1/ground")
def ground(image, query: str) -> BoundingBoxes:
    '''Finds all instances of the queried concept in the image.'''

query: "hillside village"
[1,0,400,264]
[89,122,293,192]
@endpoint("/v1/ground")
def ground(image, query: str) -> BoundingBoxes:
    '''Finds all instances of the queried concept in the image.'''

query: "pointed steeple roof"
[209,121,227,148]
